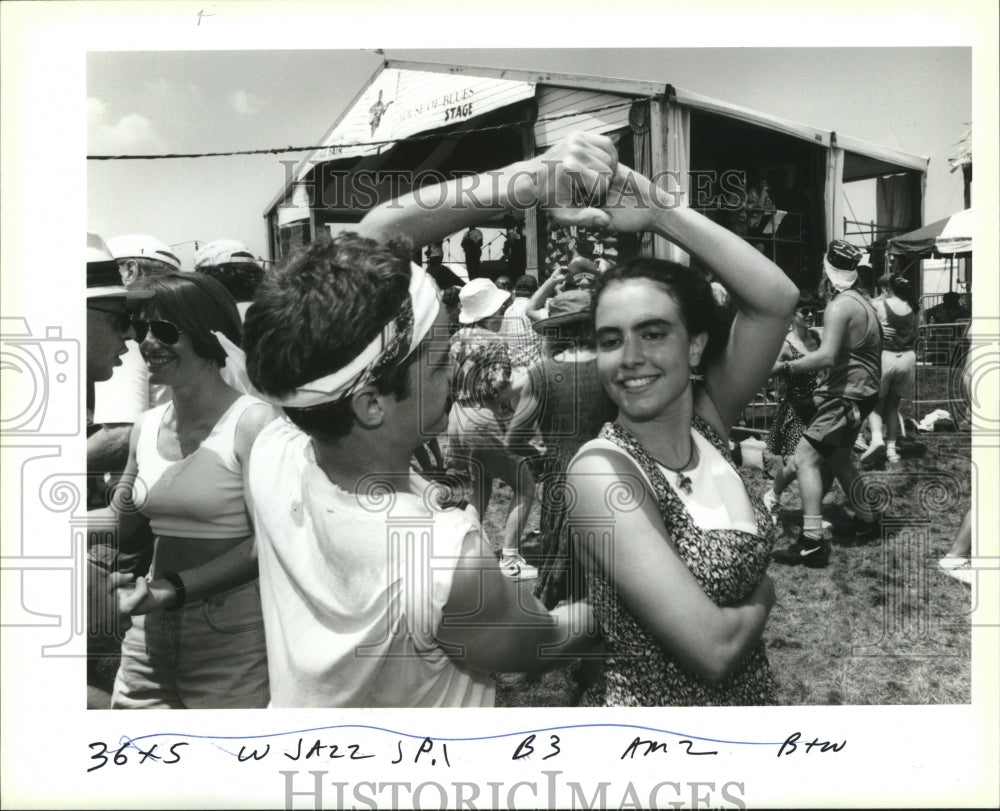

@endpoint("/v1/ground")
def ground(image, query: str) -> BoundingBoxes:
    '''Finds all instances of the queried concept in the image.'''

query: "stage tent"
[265,59,928,289]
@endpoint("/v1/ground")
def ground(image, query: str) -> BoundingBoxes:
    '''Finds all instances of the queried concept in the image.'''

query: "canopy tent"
[888,207,973,258]
[887,207,973,301]
[266,59,927,288]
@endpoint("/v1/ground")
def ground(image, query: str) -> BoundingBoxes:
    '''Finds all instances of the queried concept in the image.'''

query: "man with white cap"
[771,239,883,568]
[85,233,153,384]
[86,233,155,440]
[241,132,613,706]
[193,238,264,320]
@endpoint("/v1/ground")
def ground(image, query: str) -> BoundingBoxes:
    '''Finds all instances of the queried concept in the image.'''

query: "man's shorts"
[447,402,527,486]
[879,349,916,399]
[801,393,879,456]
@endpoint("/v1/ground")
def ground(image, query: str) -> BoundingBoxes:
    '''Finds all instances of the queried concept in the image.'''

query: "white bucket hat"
[107,234,182,271]
[458,278,510,324]
[194,239,258,268]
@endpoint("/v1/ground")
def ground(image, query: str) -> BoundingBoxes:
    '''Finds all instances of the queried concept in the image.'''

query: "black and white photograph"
[1,2,997,809]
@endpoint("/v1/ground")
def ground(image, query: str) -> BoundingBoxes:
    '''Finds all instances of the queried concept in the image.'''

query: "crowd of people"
[84,130,973,711]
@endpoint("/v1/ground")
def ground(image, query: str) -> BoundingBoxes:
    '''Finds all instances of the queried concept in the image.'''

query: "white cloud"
[88,97,165,154]
[142,77,204,107]
[229,89,265,117]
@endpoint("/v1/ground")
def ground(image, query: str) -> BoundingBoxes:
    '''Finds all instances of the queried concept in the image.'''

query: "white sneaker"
[854,436,869,452]
[939,556,972,585]
[886,450,901,464]
[499,554,538,581]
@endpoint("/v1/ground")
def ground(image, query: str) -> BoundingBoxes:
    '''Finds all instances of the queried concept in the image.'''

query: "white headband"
[257,262,441,409]
[212,331,254,395]
[823,257,858,292]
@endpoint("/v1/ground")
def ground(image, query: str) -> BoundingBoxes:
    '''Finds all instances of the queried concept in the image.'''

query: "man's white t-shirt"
[249,418,496,708]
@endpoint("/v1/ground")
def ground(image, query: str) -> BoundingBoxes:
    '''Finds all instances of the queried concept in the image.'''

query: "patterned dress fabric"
[580,417,777,706]
[765,336,821,457]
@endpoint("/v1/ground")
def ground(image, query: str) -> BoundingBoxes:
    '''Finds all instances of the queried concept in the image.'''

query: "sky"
[87,47,972,268]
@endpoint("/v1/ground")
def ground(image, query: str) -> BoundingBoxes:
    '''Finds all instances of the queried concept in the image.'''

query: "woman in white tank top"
[108,272,277,709]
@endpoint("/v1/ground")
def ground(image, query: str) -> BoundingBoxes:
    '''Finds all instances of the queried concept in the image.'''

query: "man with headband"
[242,133,614,706]
[771,239,883,568]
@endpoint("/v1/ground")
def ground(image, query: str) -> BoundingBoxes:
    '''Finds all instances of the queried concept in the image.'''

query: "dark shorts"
[800,393,879,456]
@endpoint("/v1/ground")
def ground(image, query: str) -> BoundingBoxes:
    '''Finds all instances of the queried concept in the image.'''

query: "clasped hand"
[519,132,677,232]
[114,573,177,616]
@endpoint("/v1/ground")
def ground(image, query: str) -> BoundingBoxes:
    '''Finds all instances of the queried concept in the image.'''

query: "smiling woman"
[565,163,798,707]
[593,260,719,428]
[108,272,278,710]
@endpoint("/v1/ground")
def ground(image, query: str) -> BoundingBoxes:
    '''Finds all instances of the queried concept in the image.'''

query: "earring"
[689,367,704,382]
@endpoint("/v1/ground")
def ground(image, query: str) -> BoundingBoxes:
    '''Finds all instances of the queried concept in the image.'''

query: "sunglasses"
[87,304,134,332]
[797,307,817,319]
[132,318,183,345]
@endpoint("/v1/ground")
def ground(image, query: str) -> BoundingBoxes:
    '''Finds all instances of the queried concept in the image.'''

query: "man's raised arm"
[357,132,619,246]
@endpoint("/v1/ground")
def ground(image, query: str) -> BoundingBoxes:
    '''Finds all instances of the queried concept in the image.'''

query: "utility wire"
[88,97,652,161]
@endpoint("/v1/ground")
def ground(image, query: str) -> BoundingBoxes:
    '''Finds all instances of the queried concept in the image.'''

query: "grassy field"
[482,432,973,707]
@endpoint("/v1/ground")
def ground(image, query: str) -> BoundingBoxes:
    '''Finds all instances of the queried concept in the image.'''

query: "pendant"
[676,472,693,495]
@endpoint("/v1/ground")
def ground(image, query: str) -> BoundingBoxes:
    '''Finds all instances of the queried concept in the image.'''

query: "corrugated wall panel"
[534,87,632,147]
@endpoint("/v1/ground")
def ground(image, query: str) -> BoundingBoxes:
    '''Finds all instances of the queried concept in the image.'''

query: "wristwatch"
[161,571,186,611]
